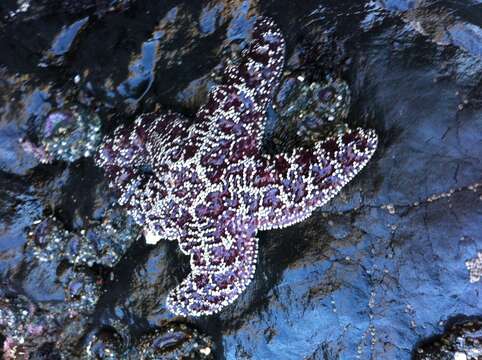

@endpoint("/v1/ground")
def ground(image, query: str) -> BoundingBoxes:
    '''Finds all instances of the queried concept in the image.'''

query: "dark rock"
[413,316,482,359]
[0,0,481,359]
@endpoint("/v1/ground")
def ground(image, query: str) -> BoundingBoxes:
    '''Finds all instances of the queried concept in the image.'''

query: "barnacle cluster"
[25,207,139,316]
[137,324,214,360]
[414,318,482,360]
[81,323,214,359]
[59,267,101,315]
[27,208,139,268]
[272,73,351,146]
[21,105,101,164]
[0,292,59,360]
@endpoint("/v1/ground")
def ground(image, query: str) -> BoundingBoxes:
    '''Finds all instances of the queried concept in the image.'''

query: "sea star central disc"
[96,18,378,317]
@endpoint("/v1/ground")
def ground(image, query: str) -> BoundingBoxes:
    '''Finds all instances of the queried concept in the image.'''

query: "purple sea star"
[96,18,378,316]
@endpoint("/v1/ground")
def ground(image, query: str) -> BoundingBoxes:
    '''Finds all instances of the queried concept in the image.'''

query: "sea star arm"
[221,17,285,108]
[194,18,285,170]
[166,219,258,317]
[252,128,378,230]
[95,111,191,223]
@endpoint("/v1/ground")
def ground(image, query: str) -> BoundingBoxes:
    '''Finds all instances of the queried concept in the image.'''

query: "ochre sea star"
[96,18,378,316]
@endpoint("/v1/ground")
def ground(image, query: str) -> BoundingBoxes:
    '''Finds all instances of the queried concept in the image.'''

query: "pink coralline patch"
[3,337,28,360]
[96,18,378,316]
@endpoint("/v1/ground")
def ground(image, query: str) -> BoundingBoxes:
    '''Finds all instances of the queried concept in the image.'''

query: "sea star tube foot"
[96,18,378,317]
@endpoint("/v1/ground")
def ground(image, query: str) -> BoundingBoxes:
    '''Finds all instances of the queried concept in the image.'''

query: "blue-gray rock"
[0,0,480,359]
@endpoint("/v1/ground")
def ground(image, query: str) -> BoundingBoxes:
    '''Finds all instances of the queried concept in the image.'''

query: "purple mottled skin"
[96,18,378,316]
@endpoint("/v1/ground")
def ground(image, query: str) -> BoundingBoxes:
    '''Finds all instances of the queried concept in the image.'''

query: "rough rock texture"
[0,0,481,359]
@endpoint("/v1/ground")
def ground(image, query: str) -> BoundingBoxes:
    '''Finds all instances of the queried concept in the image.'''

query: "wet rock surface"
[0,0,481,359]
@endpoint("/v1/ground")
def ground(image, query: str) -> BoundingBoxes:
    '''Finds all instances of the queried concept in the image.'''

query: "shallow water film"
[0,0,481,359]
